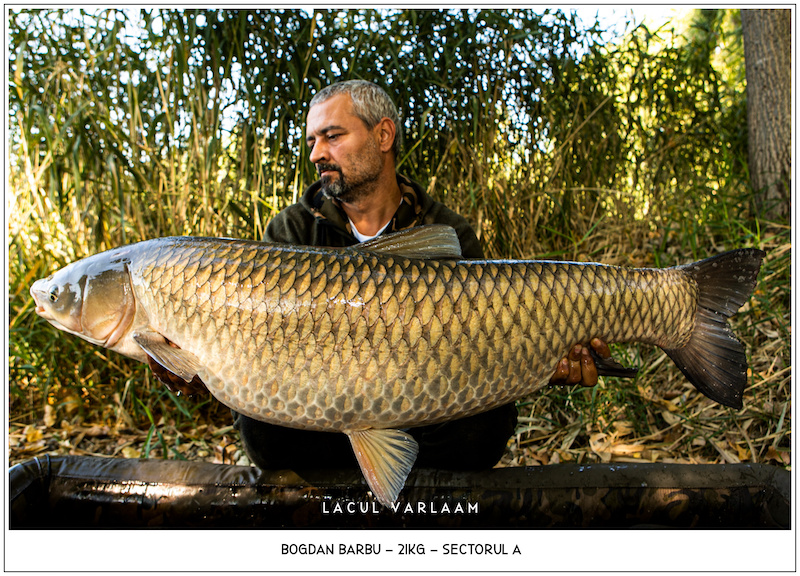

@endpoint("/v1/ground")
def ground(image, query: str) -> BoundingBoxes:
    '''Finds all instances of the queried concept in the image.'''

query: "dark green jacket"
[264,174,484,258]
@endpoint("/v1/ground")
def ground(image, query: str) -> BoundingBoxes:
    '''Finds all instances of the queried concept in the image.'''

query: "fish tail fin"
[664,248,765,409]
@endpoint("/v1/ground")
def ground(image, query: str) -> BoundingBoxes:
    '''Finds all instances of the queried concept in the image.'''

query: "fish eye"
[48,285,59,303]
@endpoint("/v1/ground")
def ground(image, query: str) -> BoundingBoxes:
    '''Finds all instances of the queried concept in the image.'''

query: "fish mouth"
[29,283,49,317]
[29,280,61,324]
[29,282,83,336]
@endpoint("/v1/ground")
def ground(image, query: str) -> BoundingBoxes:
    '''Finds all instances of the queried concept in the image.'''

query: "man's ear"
[376,117,396,153]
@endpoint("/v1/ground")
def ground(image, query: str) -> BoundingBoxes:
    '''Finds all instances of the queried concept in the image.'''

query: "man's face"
[305,94,384,203]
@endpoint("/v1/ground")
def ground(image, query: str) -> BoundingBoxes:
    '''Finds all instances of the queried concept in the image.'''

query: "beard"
[317,139,383,204]
[317,165,351,201]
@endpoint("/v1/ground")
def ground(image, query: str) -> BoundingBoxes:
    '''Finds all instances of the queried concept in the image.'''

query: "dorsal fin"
[353,225,462,259]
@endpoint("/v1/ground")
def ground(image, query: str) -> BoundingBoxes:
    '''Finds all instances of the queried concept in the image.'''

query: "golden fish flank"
[30,225,764,507]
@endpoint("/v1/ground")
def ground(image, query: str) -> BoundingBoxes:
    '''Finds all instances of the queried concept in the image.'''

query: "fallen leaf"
[766,446,791,466]
[710,439,740,464]
[613,421,635,436]
[25,425,43,443]
[62,395,80,415]
[85,425,110,437]
[734,443,751,462]
[19,441,46,455]
[122,446,141,459]
[661,410,681,425]
[213,439,237,464]
[44,405,56,428]
[589,433,611,462]
[692,436,707,448]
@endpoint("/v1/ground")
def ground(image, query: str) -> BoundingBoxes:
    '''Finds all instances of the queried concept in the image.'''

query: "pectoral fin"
[146,355,208,396]
[133,329,203,383]
[346,428,419,507]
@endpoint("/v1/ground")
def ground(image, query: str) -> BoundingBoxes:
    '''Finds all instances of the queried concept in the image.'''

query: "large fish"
[30,225,764,506]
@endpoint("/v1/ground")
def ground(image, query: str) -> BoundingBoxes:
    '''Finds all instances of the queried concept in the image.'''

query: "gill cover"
[30,250,136,349]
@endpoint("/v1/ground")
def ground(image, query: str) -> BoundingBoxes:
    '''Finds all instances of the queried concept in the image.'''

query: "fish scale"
[127,237,698,432]
[30,225,764,506]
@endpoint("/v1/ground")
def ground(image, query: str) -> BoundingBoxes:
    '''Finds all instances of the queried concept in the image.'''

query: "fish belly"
[131,238,698,432]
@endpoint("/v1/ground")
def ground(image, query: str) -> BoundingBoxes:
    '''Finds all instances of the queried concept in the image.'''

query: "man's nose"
[309,140,327,164]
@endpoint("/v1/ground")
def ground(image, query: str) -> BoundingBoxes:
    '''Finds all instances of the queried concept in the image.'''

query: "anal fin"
[133,329,204,383]
[346,428,419,507]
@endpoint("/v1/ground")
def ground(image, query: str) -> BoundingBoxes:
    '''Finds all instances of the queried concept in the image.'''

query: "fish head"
[30,248,137,349]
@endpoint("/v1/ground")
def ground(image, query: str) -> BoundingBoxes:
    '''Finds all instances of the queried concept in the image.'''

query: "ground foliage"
[8,9,790,471]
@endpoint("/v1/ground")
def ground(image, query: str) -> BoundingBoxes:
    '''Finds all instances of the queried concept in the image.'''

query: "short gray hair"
[310,80,402,158]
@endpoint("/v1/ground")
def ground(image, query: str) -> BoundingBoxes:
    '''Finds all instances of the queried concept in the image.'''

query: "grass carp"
[30,225,764,506]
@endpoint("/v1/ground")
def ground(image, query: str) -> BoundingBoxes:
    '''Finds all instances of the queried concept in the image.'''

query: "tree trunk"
[740,9,792,220]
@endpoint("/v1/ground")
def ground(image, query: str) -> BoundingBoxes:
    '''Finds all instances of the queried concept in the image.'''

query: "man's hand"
[549,338,612,387]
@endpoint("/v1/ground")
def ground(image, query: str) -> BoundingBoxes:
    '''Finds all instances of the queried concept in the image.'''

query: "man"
[233,80,613,471]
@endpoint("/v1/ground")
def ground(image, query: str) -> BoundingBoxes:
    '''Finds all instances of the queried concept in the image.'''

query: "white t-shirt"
[348,199,402,242]
[348,216,392,242]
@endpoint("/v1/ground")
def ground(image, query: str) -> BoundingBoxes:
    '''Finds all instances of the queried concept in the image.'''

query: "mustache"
[316,163,342,175]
